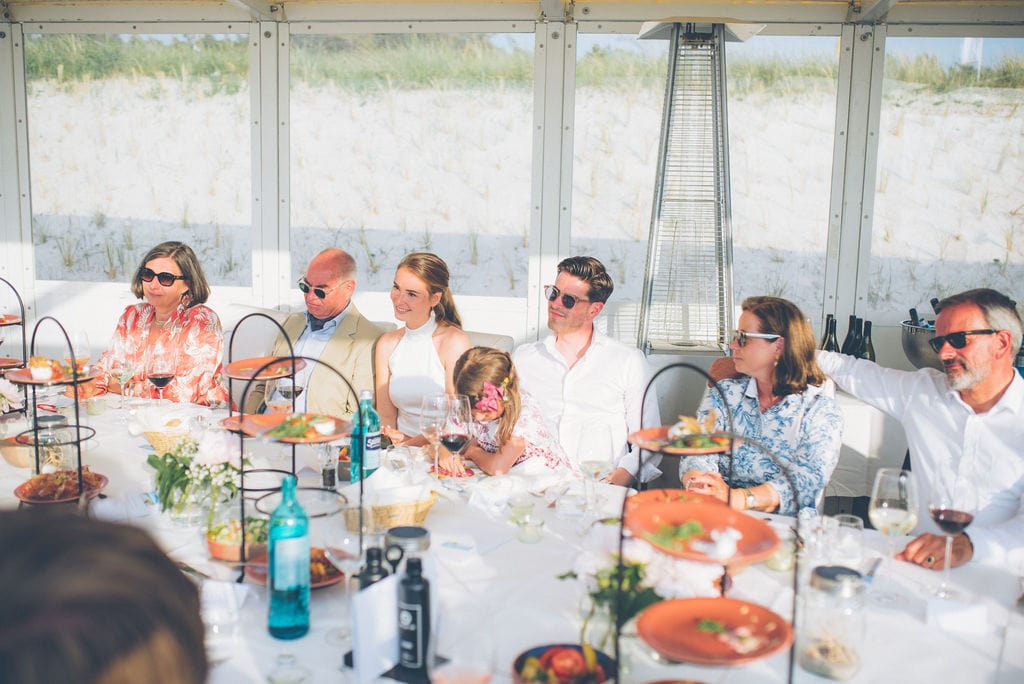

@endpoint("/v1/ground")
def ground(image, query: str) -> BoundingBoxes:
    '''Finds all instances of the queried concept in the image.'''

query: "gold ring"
[925,555,935,564]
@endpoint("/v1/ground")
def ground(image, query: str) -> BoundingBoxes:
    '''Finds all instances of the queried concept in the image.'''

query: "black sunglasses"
[732,330,782,347]
[139,267,188,287]
[928,329,997,353]
[544,285,590,310]
[298,277,344,300]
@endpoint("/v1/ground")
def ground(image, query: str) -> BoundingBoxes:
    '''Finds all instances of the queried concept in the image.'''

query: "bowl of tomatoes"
[513,643,615,684]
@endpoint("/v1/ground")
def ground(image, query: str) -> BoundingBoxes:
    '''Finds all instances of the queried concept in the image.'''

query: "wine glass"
[319,506,367,648]
[439,395,472,477]
[429,611,496,684]
[64,330,91,373]
[419,393,448,476]
[929,471,976,599]
[868,468,919,605]
[277,377,305,410]
[146,348,175,401]
[265,379,296,415]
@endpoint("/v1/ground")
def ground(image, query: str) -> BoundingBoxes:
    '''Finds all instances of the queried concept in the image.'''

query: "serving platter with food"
[14,467,108,504]
[224,356,306,381]
[7,357,99,386]
[241,413,351,444]
[513,643,615,684]
[628,412,741,456]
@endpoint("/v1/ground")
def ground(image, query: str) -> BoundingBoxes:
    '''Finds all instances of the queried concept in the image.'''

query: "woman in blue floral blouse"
[681,296,843,515]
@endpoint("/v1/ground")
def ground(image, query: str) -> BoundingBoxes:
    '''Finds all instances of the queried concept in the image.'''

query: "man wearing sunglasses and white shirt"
[815,288,1024,572]
[513,256,660,486]
[243,248,386,418]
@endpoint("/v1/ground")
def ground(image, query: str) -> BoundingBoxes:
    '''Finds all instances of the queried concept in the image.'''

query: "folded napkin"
[90,492,155,521]
[128,404,207,437]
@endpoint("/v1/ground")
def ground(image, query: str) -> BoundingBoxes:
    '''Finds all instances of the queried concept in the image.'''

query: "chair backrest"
[465,330,515,353]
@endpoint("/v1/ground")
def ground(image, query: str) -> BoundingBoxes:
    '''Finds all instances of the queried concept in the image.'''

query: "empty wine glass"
[419,393,447,476]
[146,347,175,401]
[868,468,919,605]
[429,611,496,684]
[929,470,977,599]
[64,330,91,373]
[319,506,367,648]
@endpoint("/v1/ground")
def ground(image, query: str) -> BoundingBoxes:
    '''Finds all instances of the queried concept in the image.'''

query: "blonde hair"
[397,252,462,328]
[454,346,521,446]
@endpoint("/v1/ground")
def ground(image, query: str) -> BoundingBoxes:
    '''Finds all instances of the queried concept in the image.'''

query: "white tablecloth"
[1,398,1021,684]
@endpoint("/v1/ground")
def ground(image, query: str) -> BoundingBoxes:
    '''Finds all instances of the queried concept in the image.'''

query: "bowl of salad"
[206,517,269,562]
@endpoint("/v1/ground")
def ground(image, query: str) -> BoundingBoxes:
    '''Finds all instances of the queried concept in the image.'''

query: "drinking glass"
[419,393,448,475]
[64,330,91,373]
[319,506,367,648]
[146,348,175,401]
[440,395,472,475]
[867,468,918,605]
[430,612,496,684]
[929,472,976,599]
[265,379,296,415]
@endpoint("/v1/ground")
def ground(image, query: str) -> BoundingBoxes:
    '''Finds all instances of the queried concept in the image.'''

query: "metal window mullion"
[252,21,283,308]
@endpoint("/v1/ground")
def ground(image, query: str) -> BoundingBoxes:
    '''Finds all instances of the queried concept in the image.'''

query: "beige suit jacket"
[242,304,385,419]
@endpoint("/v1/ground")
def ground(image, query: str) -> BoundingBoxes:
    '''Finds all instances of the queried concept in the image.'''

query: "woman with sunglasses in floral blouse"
[682,296,843,515]
[93,241,229,406]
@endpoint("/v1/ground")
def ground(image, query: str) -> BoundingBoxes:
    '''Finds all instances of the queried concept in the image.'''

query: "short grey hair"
[937,288,1022,357]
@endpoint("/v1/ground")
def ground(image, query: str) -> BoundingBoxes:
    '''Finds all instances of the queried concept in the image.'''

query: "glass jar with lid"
[798,565,865,680]
[35,414,72,472]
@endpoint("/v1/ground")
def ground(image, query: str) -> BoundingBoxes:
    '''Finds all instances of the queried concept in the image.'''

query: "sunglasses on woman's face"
[544,285,590,310]
[139,268,188,287]
[731,330,782,347]
[928,329,997,353]
[298,277,344,300]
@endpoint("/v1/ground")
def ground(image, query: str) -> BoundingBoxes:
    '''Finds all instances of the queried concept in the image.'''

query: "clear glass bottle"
[798,565,865,680]
[268,475,310,639]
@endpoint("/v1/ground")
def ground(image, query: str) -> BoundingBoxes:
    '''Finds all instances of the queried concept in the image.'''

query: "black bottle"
[358,547,390,589]
[820,313,834,349]
[851,317,865,357]
[861,320,876,361]
[822,317,840,352]
[396,557,431,680]
[840,315,857,355]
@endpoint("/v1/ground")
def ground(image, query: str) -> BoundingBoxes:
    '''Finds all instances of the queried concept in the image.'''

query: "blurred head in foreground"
[0,510,207,684]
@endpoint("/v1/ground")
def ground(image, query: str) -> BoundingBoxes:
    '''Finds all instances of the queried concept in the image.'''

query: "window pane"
[290,33,534,296]
[726,36,839,324]
[571,34,667,343]
[869,37,1024,324]
[26,33,252,286]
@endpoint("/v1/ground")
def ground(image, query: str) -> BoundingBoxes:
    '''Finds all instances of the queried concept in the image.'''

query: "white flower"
[0,377,24,413]
[194,429,236,467]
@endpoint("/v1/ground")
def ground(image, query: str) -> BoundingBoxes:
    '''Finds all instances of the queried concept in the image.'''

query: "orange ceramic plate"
[628,426,741,455]
[0,357,23,370]
[224,356,306,381]
[14,472,109,504]
[5,366,98,386]
[0,314,21,325]
[245,547,344,590]
[637,597,792,666]
[242,412,351,444]
[220,415,245,434]
[625,488,725,514]
[625,501,778,564]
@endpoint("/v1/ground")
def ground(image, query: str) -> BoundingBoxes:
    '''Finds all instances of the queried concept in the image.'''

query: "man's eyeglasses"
[731,330,782,347]
[544,285,590,310]
[298,278,346,300]
[139,268,188,287]
[928,329,997,353]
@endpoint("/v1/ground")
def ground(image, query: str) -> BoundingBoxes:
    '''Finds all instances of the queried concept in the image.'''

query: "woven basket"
[344,492,438,532]
[144,431,188,454]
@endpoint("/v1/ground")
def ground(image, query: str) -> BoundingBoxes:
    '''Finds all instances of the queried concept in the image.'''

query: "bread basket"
[344,491,438,532]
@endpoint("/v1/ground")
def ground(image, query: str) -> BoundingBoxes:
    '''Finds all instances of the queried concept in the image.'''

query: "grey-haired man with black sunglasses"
[816,288,1024,573]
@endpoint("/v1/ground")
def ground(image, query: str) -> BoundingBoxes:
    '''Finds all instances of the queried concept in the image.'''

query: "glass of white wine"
[868,467,919,605]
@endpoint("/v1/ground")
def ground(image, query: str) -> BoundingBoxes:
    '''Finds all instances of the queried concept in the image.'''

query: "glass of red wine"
[929,472,976,599]
[439,395,472,478]
[146,348,175,401]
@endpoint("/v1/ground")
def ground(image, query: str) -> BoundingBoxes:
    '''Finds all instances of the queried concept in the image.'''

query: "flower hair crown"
[474,378,508,412]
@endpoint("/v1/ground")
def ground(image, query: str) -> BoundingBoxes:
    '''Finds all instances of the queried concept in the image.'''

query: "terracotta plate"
[625,501,778,564]
[637,597,792,666]
[0,357,23,370]
[625,488,725,514]
[0,314,22,325]
[6,366,99,386]
[224,356,306,381]
[242,413,352,444]
[220,414,245,434]
[15,472,109,504]
[628,426,741,455]
[245,547,344,590]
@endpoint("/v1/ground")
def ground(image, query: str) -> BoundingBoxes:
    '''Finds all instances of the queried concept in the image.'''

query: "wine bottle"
[822,317,841,352]
[930,297,941,315]
[908,307,920,326]
[267,475,310,639]
[358,547,390,589]
[820,313,834,349]
[851,317,865,358]
[840,314,857,355]
[350,390,381,483]
[396,557,431,681]
[861,320,876,361]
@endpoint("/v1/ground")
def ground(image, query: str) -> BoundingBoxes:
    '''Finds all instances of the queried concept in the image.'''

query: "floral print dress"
[472,390,570,472]
[683,377,843,515]
[95,302,230,407]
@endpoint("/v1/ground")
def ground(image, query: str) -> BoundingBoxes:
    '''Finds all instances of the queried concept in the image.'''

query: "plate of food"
[0,313,21,325]
[219,414,245,434]
[513,643,615,684]
[242,413,351,444]
[624,488,725,513]
[625,501,778,564]
[7,357,99,386]
[14,467,109,504]
[629,411,742,455]
[429,462,476,479]
[637,597,792,666]
[224,356,306,381]
[0,357,22,370]
[245,546,344,589]
[206,517,269,562]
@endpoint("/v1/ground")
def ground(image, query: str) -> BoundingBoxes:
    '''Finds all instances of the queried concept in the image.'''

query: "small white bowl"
[313,418,335,436]
[29,366,53,381]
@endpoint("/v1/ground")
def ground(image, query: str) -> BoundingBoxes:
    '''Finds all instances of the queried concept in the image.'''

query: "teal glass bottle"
[350,389,381,482]
[268,474,310,639]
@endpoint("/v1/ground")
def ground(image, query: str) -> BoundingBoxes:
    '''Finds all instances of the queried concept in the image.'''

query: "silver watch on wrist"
[745,489,756,510]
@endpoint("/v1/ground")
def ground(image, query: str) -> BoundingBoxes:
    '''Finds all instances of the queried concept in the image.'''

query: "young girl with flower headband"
[453,346,569,475]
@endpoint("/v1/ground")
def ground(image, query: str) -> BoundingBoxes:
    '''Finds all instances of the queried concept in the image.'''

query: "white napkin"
[925,597,993,635]
[129,403,205,437]
[90,492,154,521]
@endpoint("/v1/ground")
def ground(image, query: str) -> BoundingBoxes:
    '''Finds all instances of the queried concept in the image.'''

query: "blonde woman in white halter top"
[375,252,471,444]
